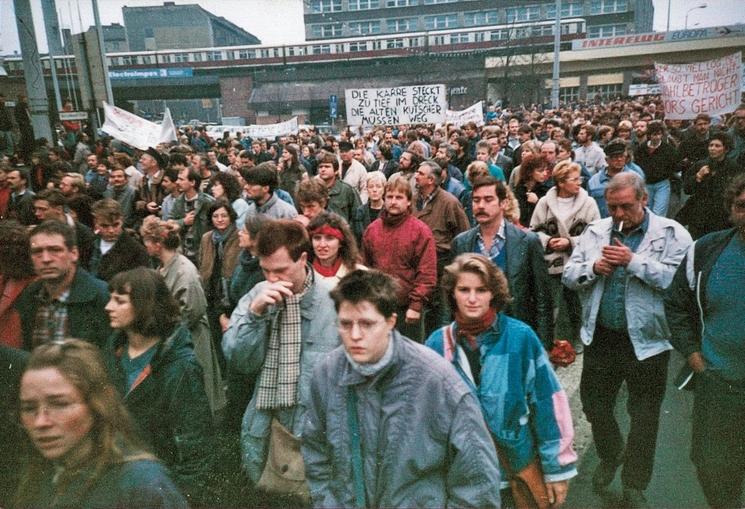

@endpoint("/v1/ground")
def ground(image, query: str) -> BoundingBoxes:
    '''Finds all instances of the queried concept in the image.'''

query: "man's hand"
[548,237,571,252]
[146,201,160,214]
[405,308,421,324]
[249,281,294,315]
[593,258,615,276]
[184,210,196,226]
[688,351,706,373]
[545,480,569,508]
[602,239,633,266]
[219,313,230,333]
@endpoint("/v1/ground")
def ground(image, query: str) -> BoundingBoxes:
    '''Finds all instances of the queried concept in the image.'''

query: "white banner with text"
[655,52,743,120]
[345,84,447,126]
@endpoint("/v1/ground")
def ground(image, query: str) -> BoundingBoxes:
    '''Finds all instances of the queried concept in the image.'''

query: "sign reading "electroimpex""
[108,68,194,80]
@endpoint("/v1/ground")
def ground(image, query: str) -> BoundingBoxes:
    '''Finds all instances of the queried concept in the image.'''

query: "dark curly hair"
[210,172,243,202]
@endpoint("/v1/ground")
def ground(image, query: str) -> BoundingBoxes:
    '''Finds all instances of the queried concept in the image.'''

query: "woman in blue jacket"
[426,253,577,508]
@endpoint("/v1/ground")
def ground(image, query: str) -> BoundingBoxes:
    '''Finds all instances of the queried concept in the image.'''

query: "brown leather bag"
[256,418,310,503]
[495,442,550,509]
[507,458,550,509]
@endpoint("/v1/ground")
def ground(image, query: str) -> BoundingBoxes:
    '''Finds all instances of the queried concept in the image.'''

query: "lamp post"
[685,3,707,29]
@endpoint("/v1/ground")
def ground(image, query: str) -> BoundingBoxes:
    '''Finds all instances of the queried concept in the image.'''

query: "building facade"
[304,0,653,40]
[123,1,260,51]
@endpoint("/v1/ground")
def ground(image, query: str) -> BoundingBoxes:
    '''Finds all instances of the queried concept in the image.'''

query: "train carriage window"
[311,44,331,54]
[142,55,154,64]
[175,53,189,63]
[348,42,367,52]
[207,51,223,61]
[192,52,203,62]
[432,35,445,46]
[387,38,404,49]
[490,29,508,41]
[450,33,470,44]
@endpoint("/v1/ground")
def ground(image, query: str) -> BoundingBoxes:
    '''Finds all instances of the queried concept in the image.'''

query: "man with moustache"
[362,176,437,342]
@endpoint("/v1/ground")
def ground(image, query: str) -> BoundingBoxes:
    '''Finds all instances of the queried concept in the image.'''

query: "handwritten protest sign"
[655,52,742,120]
[101,103,177,150]
[445,101,484,127]
[345,84,446,126]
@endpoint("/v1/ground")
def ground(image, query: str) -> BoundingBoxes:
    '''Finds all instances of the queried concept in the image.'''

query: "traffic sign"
[329,95,338,119]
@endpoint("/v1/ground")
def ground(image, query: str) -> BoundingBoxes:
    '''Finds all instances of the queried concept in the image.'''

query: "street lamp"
[685,3,707,29]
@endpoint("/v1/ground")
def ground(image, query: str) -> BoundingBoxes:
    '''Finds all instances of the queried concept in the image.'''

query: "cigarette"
[618,221,623,232]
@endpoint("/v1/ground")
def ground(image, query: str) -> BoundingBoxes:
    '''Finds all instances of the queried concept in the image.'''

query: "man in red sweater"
[362,175,437,342]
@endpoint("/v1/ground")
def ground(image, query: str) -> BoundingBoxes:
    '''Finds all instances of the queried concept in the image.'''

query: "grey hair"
[366,170,387,187]
[420,159,443,187]
[605,172,647,200]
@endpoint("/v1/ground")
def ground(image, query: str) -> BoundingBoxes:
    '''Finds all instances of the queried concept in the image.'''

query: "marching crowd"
[1,95,744,509]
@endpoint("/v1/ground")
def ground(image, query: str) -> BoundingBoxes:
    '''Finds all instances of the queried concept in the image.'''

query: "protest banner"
[345,84,447,126]
[101,103,177,149]
[655,52,742,120]
[445,101,484,127]
[205,117,299,139]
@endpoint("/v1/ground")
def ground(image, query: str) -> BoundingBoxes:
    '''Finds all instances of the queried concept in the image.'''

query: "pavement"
[554,351,708,509]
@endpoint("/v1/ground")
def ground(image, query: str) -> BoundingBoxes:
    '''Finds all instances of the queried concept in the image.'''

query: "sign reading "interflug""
[572,25,745,51]
[108,68,194,80]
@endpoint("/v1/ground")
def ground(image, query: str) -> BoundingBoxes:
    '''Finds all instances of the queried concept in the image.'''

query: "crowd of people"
[1,94,745,508]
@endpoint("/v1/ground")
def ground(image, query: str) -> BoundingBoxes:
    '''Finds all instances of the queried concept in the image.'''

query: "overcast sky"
[1,0,743,55]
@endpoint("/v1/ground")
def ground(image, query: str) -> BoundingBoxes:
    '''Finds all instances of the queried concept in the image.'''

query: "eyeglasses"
[337,318,387,334]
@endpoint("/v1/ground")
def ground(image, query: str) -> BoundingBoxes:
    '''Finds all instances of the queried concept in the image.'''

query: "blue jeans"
[647,179,671,217]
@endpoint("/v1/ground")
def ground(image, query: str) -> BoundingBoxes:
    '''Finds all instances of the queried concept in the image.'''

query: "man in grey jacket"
[563,172,692,507]
[302,270,501,508]
[223,220,338,485]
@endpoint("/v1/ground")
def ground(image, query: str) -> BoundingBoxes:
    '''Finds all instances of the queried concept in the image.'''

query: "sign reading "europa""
[345,84,447,126]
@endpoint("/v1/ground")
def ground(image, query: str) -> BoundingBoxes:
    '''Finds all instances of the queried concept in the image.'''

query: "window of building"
[348,0,379,9]
[590,0,628,15]
[546,0,584,18]
[310,0,342,13]
[587,83,623,100]
[588,24,627,37]
[386,17,417,32]
[348,20,382,35]
[348,41,368,52]
[385,0,417,5]
[463,10,498,27]
[422,0,457,3]
[311,23,343,38]
[506,5,541,22]
[144,27,154,38]
[559,86,580,103]
[423,14,458,30]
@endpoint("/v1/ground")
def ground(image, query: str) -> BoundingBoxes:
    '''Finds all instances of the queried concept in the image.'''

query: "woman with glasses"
[515,155,551,227]
[426,254,576,508]
[15,339,187,508]
[530,161,600,351]
[102,268,214,505]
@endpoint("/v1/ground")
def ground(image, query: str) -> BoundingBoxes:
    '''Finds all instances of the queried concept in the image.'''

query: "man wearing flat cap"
[588,139,646,217]
[136,147,168,217]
